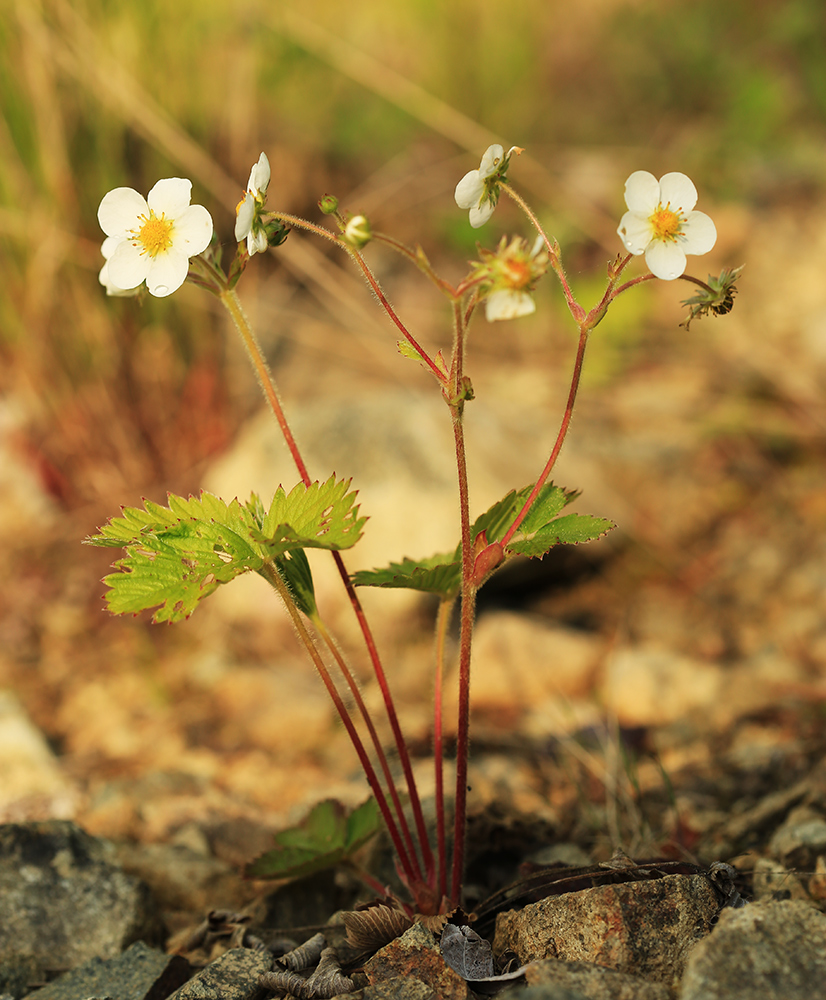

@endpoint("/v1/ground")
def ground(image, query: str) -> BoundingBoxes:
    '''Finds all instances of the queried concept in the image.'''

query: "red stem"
[448,300,475,904]
[432,596,454,904]
[501,322,590,549]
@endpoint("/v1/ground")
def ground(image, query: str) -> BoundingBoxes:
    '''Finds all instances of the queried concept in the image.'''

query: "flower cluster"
[617,171,716,280]
[454,144,522,228]
[235,152,271,256]
[97,179,213,297]
[471,234,549,321]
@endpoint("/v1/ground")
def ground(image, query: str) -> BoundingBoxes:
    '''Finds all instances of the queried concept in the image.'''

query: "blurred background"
[2,0,826,857]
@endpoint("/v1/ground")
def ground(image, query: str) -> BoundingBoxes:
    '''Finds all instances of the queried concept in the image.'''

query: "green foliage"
[352,483,614,599]
[85,477,364,622]
[244,797,382,880]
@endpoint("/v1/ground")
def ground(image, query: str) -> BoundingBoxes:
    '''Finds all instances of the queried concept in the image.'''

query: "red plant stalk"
[432,596,455,903]
[220,283,436,901]
[447,300,476,903]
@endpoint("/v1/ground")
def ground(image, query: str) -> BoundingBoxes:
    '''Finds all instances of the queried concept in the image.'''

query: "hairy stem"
[260,562,419,884]
[501,321,590,549]
[432,595,455,904]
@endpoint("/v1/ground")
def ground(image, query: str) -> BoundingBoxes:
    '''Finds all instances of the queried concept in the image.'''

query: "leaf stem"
[432,595,455,904]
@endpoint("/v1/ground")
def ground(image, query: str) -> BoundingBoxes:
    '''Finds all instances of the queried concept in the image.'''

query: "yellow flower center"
[135,211,174,257]
[649,202,684,243]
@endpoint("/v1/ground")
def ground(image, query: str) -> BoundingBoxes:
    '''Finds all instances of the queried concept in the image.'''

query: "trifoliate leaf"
[85,477,362,623]
[244,797,381,880]
[353,482,612,596]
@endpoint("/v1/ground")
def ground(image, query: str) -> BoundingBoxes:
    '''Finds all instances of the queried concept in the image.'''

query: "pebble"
[679,899,826,1000]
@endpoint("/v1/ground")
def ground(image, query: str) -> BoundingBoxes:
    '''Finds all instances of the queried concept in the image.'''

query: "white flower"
[97,178,213,297]
[485,289,536,322]
[455,144,521,228]
[342,214,372,249]
[617,171,717,280]
[235,152,271,255]
[98,239,139,297]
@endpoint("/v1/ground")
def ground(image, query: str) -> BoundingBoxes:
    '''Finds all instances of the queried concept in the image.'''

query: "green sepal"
[244,797,381,880]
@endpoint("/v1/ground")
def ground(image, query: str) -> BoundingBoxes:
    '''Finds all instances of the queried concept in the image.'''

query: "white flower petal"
[645,240,687,280]
[623,171,660,214]
[97,188,148,237]
[147,177,193,218]
[478,144,505,179]
[455,170,483,209]
[106,239,151,290]
[658,172,698,213]
[100,235,121,260]
[145,249,190,297]
[249,152,270,195]
[235,195,254,240]
[682,210,717,255]
[173,204,213,254]
[617,211,653,254]
[468,200,496,228]
[485,289,536,322]
[248,229,269,255]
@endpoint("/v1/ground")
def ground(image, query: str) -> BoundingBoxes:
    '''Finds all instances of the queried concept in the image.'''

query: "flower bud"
[319,194,339,215]
[342,214,372,249]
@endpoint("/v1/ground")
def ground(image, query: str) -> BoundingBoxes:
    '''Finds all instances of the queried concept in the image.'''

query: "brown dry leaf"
[343,903,413,950]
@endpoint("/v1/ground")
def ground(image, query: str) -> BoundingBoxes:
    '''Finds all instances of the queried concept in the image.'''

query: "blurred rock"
[679,899,826,1000]
[768,804,826,870]
[0,691,76,822]
[494,874,719,984]
[25,941,190,1000]
[0,821,161,971]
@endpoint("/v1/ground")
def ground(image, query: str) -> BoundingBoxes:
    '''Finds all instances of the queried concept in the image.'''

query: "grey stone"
[768,805,826,870]
[0,822,161,971]
[167,947,271,1000]
[364,923,467,1000]
[519,957,673,999]
[25,941,190,1000]
[679,899,826,1000]
[494,874,719,984]
[0,952,38,1000]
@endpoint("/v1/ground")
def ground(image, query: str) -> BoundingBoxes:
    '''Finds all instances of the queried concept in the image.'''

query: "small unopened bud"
[319,194,339,215]
[342,214,372,249]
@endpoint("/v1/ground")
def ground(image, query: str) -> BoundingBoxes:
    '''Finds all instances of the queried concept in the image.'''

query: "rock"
[679,899,826,1000]
[166,947,271,1000]
[0,691,76,822]
[517,957,673,999]
[494,874,720,984]
[364,922,467,1000]
[0,953,38,1000]
[25,941,190,1000]
[0,821,160,972]
[768,804,826,870]
[346,978,440,999]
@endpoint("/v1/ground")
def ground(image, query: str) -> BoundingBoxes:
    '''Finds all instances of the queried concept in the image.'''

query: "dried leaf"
[278,931,326,972]
[343,904,413,950]
[440,924,495,980]
[304,947,354,996]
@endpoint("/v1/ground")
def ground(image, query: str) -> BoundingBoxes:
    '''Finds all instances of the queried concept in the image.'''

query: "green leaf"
[352,552,461,600]
[254,476,366,555]
[353,482,613,596]
[244,797,381,880]
[275,549,317,617]
[506,512,615,558]
[85,477,362,623]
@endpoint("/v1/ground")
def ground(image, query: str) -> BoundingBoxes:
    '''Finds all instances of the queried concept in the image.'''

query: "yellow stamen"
[649,202,684,243]
[134,211,174,257]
